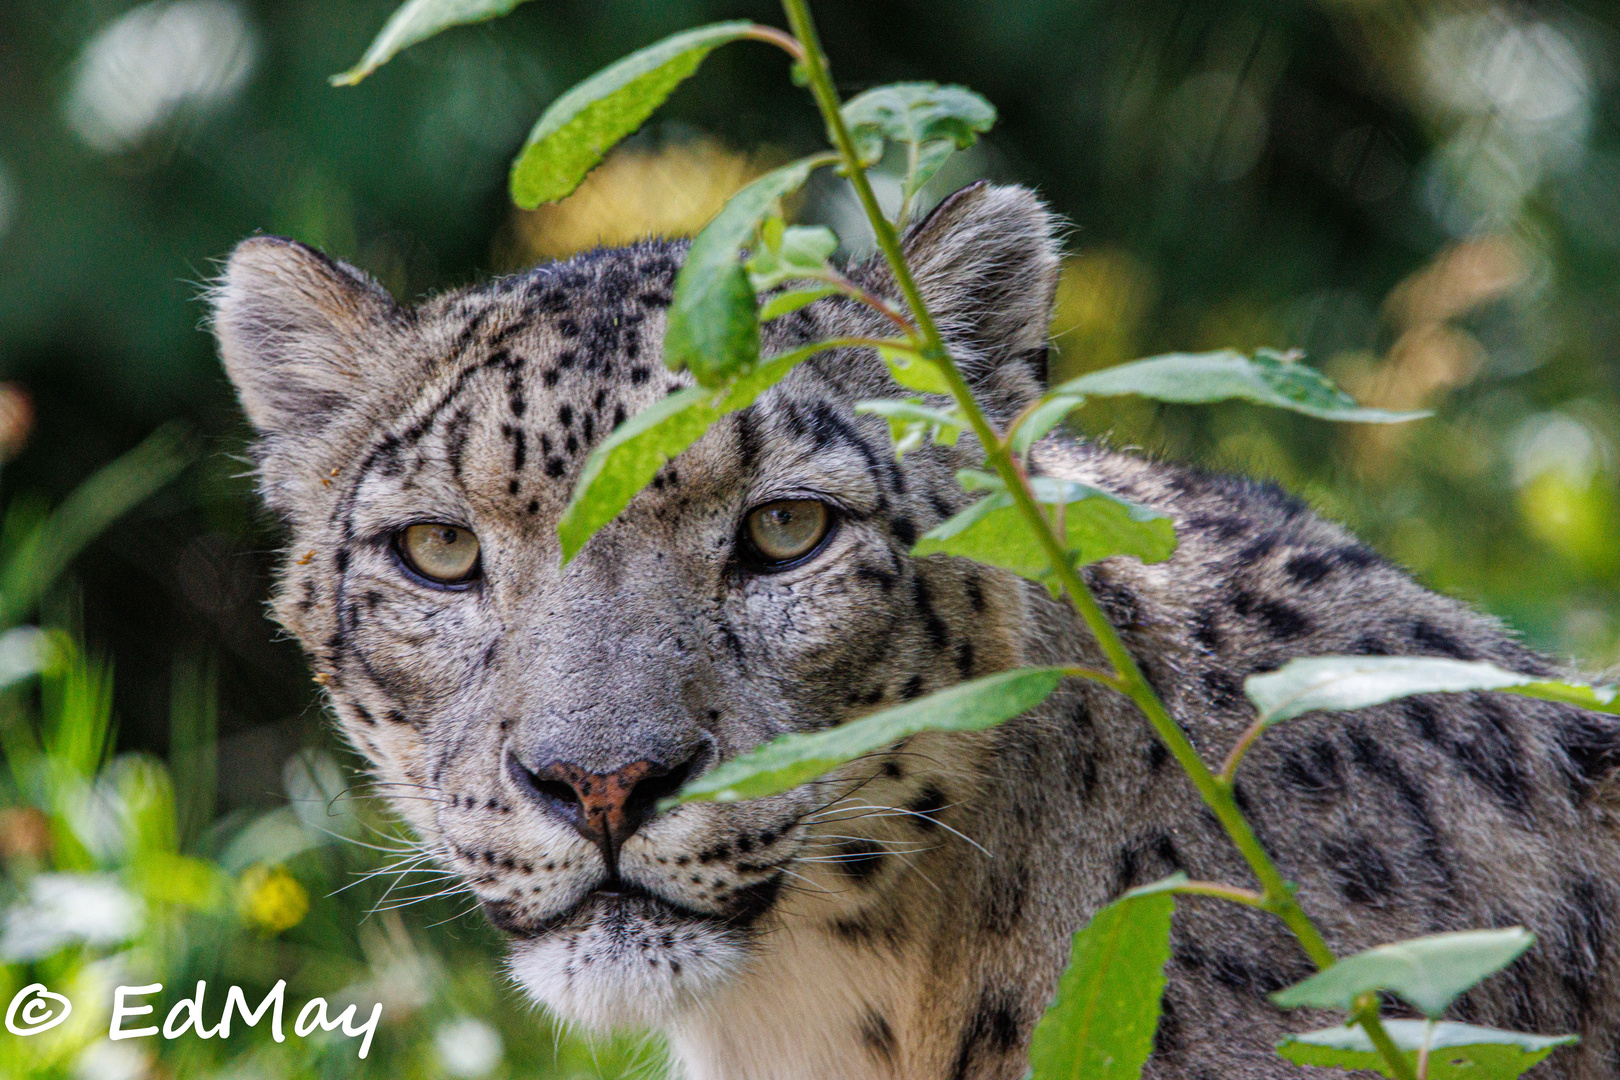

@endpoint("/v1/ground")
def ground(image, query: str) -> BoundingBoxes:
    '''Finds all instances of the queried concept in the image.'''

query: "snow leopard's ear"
[894,182,1062,417]
[210,235,402,439]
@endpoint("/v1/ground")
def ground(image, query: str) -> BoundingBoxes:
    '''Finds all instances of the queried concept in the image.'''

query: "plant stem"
[778,2,1414,1078]
[741,24,806,60]
[1169,880,1268,907]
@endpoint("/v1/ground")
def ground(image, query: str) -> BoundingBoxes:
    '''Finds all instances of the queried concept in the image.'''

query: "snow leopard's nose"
[505,749,705,867]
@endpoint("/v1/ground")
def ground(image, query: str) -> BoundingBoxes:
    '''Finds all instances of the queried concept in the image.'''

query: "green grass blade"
[0,424,191,628]
[666,667,1067,806]
[331,0,535,86]
[510,21,758,208]
[1029,887,1175,1080]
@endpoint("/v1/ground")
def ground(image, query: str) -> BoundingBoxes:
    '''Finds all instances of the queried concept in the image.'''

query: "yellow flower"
[236,864,309,935]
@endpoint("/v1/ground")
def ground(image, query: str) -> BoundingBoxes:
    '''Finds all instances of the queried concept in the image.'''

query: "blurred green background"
[0,0,1617,1076]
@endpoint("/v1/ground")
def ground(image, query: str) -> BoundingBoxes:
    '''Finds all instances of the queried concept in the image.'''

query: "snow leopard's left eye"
[742,499,834,569]
[395,523,482,587]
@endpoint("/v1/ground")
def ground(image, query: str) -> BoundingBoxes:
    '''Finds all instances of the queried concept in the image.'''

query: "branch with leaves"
[336,2,1603,1076]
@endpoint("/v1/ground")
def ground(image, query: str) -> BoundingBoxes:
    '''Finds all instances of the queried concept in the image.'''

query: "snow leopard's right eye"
[395,523,482,587]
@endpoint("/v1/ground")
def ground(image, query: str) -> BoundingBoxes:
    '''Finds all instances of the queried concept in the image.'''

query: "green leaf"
[882,345,953,395]
[1028,886,1175,1080]
[509,21,757,208]
[913,473,1176,579]
[557,341,844,562]
[1278,1021,1577,1080]
[666,155,836,387]
[747,225,839,292]
[1272,929,1535,1018]
[332,0,534,86]
[1244,656,1619,728]
[1052,349,1428,423]
[907,139,957,202]
[0,425,191,627]
[841,82,997,164]
[1011,394,1084,455]
[667,667,1067,806]
[760,286,841,322]
[856,398,965,458]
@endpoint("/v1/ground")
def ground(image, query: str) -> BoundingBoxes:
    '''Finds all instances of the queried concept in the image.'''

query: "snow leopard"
[211,183,1620,1079]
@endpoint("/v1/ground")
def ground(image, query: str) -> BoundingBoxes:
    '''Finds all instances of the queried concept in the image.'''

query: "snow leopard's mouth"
[481,875,784,939]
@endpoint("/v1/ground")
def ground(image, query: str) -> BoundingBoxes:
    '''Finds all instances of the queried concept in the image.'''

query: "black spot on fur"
[1193,607,1221,651]
[1151,993,1183,1061]
[1278,738,1345,800]
[901,674,925,700]
[907,784,947,828]
[949,989,1022,1080]
[1201,669,1244,710]
[965,575,986,613]
[860,1010,897,1065]
[1403,698,1444,743]
[1449,694,1532,818]
[1254,598,1312,640]
[1284,552,1334,585]
[913,576,949,649]
[1413,619,1475,660]
[1345,724,1452,889]
[1321,836,1396,905]
[1148,740,1169,772]
[955,640,975,679]
[1555,708,1620,798]
[892,517,917,546]
[1556,875,1609,1018]
[837,840,885,886]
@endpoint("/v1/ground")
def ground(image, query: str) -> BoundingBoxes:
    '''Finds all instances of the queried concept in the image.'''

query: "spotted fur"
[213,184,1620,1079]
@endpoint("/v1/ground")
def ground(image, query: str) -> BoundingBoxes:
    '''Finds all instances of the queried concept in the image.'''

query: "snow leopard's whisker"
[809,801,993,857]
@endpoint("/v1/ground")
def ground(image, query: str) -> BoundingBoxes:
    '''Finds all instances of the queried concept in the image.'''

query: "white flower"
[0,872,144,962]
[435,1017,505,1078]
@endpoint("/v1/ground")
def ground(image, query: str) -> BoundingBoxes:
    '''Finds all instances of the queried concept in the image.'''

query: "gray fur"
[212,183,1620,1079]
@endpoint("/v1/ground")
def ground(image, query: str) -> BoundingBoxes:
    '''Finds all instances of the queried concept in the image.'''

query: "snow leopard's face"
[212,185,1059,1030]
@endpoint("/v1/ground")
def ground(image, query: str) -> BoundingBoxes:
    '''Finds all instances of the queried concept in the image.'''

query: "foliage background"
[0,0,1617,1077]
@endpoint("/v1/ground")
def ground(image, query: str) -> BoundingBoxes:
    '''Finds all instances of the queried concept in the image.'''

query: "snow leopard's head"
[211,184,1060,1030]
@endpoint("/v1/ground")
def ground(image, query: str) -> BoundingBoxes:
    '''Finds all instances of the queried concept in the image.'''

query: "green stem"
[778,4,1413,1079]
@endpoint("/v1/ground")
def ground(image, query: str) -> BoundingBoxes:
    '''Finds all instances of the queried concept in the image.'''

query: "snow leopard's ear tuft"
[210,235,402,439]
[898,182,1063,416]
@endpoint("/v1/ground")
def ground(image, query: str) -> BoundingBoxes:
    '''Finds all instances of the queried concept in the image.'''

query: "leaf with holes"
[509,21,759,208]
[665,667,1068,806]
[913,472,1175,579]
[842,82,997,165]
[1244,656,1620,729]
[666,155,837,387]
[1272,929,1535,1018]
[1028,883,1175,1080]
[332,0,535,85]
[1052,349,1427,423]
[1278,1021,1577,1080]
